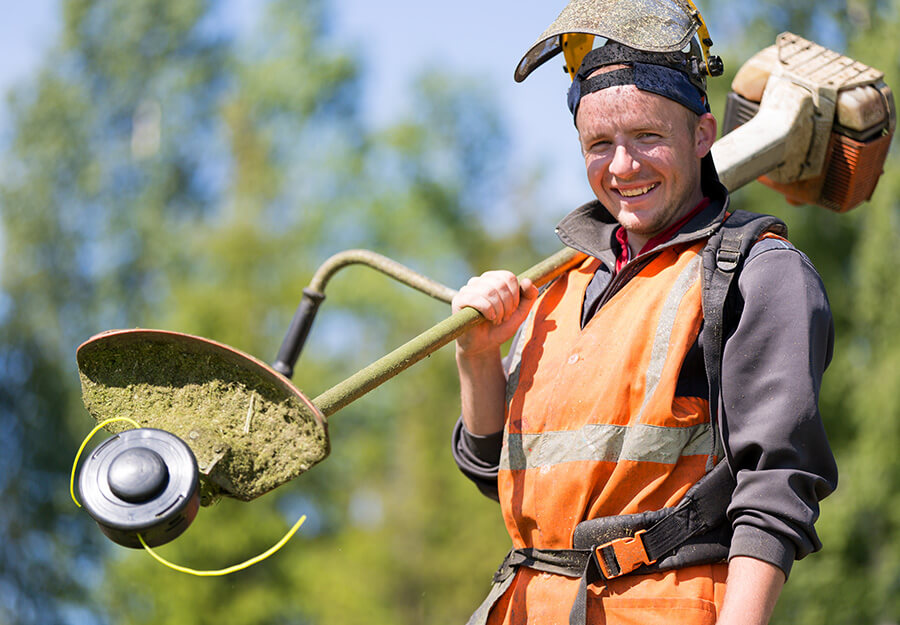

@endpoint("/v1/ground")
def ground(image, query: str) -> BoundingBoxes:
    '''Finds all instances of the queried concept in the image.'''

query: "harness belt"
[467,460,736,625]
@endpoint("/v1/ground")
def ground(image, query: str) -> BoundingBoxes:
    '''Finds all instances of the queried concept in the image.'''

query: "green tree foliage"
[705,1,900,622]
[766,20,900,625]
[0,0,231,621]
[0,0,529,623]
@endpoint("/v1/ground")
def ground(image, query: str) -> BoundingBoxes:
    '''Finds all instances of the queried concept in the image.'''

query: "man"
[451,41,837,625]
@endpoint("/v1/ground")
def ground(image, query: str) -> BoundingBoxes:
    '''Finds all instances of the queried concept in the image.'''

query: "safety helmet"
[514,0,723,84]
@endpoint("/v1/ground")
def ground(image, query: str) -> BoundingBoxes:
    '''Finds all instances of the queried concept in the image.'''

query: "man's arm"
[717,556,785,625]
[720,241,838,576]
[452,271,538,436]
[457,348,508,436]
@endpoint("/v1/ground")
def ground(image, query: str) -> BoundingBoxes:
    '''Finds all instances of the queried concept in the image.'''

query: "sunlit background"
[1,0,593,213]
[1,0,897,623]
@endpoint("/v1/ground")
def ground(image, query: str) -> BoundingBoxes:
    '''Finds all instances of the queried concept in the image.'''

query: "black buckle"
[716,248,741,272]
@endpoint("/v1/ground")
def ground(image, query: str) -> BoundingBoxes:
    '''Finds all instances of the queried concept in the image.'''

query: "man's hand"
[452,271,539,357]
[452,271,538,435]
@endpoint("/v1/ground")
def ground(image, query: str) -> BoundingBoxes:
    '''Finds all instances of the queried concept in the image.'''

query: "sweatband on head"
[567,42,709,122]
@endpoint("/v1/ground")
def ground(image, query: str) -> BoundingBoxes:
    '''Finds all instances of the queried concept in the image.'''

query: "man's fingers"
[519,278,539,301]
[454,271,524,323]
[488,272,520,322]
[470,293,500,322]
[452,271,539,356]
[459,287,508,324]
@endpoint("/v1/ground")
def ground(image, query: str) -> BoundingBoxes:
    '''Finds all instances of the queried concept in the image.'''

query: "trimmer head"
[78,427,201,548]
[76,329,329,502]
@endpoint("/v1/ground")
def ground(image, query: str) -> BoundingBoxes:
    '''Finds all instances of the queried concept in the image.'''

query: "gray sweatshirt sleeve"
[451,420,502,501]
[720,240,838,577]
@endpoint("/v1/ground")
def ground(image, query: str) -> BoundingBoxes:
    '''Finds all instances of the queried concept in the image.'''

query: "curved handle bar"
[273,250,459,378]
[311,247,586,418]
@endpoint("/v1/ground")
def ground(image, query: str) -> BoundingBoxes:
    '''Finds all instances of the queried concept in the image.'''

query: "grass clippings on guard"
[77,330,329,504]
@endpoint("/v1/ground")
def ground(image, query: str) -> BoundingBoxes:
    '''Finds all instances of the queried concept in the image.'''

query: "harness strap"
[465,547,592,625]
[468,461,735,625]
[700,210,787,470]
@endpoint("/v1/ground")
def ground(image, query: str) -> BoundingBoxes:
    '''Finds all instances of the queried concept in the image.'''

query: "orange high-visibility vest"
[490,241,728,624]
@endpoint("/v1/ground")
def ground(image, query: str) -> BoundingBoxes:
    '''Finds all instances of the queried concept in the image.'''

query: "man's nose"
[609,144,640,178]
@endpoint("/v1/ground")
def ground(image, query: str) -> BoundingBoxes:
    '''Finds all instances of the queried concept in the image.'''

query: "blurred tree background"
[712,1,900,622]
[0,0,896,624]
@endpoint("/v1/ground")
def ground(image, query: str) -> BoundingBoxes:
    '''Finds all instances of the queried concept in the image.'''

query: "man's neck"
[625,233,650,258]
[616,197,711,269]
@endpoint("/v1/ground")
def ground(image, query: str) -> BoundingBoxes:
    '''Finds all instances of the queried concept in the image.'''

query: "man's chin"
[615,213,662,237]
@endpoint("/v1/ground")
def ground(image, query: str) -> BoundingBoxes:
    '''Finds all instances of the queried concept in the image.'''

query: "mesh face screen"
[516,0,700,81]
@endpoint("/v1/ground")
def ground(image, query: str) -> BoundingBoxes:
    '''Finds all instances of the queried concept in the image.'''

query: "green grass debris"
[77,334,329,504]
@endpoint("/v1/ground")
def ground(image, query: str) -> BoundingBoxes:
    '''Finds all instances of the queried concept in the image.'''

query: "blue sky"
[330,0,592,209]
[0,0,592,211]
[0,0,59,92]
[0,1,855,222]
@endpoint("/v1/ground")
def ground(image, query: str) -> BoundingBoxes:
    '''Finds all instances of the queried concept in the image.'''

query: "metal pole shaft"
[312,247,585,417]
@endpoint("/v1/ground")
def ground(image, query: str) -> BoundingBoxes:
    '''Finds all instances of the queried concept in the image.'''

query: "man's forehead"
[576,84,688,130]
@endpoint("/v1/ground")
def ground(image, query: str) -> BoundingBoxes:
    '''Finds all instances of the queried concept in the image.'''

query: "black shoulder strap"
[701,210,787,470]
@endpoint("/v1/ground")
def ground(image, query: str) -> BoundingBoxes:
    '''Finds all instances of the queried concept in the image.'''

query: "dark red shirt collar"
[615,197,711,272]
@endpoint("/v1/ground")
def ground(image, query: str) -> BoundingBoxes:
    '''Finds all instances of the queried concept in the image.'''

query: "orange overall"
[487,241,728,625]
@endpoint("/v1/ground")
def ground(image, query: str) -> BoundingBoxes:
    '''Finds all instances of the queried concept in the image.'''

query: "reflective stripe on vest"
[499,241,712,552]
[501,421,714,470]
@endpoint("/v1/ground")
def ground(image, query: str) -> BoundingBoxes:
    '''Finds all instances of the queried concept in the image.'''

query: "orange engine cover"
[760,130,894,212]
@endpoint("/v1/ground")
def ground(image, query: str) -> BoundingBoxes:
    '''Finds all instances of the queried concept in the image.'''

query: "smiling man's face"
[576,82,717,250]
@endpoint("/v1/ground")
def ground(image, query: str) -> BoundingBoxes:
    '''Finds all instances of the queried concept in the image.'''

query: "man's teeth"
[618,184,657,197]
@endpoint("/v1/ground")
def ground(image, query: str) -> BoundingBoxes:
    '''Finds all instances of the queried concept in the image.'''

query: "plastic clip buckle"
[595,529,656,578]
[715,248,741,272]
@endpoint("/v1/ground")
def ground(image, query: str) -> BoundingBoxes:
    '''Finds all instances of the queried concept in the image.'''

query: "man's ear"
[695,112,717,158]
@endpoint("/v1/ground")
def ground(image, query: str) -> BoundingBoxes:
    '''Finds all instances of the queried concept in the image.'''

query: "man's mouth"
[616,183,658,198]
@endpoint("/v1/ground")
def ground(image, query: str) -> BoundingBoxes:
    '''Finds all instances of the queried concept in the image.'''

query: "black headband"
[568,42,709,122]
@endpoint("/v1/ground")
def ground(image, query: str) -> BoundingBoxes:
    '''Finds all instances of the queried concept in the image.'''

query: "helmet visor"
[515,0,702,82]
